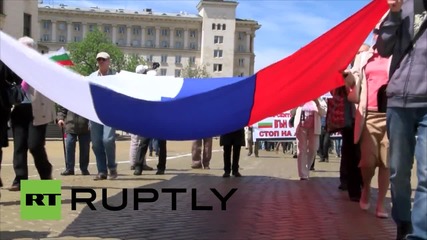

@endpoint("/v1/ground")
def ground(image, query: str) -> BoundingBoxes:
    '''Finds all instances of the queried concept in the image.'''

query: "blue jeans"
[149,139,159,154]
[334,138,342,156]
[90,121,117,174]
[65,133,91,172]
[387,107,427,240]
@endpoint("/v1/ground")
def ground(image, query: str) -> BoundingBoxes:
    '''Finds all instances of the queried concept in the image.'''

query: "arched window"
[222,24,226,30]
[212,23,216,30]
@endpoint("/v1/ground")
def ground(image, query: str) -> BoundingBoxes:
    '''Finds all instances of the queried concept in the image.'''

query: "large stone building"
[0,0,39,41]
[38,0,260,77]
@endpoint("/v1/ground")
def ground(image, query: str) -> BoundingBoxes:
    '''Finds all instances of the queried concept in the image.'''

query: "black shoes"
[396,222,412,240]
[81,170,90,175]
[223,172,242,178]
[156,169,165,175]
[61,169,75,176]
[93,173,107,181]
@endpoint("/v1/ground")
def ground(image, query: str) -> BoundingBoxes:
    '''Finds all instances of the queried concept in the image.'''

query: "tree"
[67,29,124,75]
[180,60,210,78]
[122,54,147,73]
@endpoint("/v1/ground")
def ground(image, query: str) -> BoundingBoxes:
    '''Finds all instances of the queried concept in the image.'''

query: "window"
[175,41,183,49]
[175,69,181,77]
[118,26,126,34]
[146,55,153,62]
[238,32,245,40]
[161,28,169,36]
[189,42,197,50]
[132,40,140,47]
[58,22,66,31]
[89,24,95,32]
[214,50,223,58]
[189,30,196,38]
[238,44,245,52]
[161,40,169,48]
[133,27,140,35]
[175,29,183,37]
[43,34,49,42]
[160,69,167,76]
[74,23,81,31]
[222,24,226,30]
[175,55,182,64]
[214,36,223,44]
[23,13,31,37]
[238,58,245,67]
[161,55,168,63]
[43,21,50,30]
[189,56,196,64]
[104,26,110,33]
[216,24,221,30]
[146,40,154,48]
[59,35,66,42]
[213,64,223,72]
[212,23,216,30]
[147,27,154,36]
[74,36,81,42]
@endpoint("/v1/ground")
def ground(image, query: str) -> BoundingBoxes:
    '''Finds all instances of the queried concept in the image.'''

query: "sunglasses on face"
[97,58,107,62]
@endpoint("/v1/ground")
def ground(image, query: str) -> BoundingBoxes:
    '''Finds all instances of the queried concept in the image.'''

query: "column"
[197,29,201,50]
[67,22,73,43]
[127,26,132,46]
[184,29,189,49]
[51,20,57,42]
[246,32,251,53]
[112,24,117,44]
[140,27,145,47]
[155,27,160,48]
[169,27,174,49]
[82,22,87,39]
[38,21,43,41]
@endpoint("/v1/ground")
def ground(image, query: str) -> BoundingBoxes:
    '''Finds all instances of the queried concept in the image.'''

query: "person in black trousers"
[133,137,167,175]
[220,128,245,178]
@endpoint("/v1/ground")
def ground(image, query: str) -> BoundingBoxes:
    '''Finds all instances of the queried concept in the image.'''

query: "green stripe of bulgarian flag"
[258,122,272,128]
[50,53,74,66]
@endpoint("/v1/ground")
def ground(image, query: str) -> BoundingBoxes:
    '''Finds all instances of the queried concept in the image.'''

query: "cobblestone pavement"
[0,137,416,240]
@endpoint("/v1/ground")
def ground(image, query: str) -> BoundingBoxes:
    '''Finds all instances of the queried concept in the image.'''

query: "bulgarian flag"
[48,47,74,66]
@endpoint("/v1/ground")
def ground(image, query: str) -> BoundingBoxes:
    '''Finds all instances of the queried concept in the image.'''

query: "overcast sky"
[42,0,372,72]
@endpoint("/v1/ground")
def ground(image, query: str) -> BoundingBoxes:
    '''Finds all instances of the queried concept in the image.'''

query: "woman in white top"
[291,98,327,180]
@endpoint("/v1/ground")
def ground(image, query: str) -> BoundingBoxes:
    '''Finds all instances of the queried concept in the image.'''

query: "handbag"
[326,86,346,133]
[6,81,26,105]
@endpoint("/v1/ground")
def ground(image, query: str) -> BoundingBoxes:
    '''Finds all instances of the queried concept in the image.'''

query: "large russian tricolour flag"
[0,0,388,140]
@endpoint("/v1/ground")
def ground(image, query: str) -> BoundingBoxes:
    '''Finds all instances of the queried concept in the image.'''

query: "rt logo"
[20,180,61,220]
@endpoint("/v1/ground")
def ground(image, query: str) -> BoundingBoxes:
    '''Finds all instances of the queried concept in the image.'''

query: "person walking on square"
[8,37,55,191]
[191,138,213,169]
[220,128,245,178]
[291,98,327,180]
[376,0,427,239]
[89,52,117,180]
[57,106,91,176]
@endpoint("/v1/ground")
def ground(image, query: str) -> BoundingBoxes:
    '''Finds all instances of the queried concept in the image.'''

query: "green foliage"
[122,54,147,73]
[67,29,124,75]
[180,60,210,78]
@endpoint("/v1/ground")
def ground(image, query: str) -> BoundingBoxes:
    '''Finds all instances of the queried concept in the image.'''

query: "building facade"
[38,0,260,77]
[0,0,39,41]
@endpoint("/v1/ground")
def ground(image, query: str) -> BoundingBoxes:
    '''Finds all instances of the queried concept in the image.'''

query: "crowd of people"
[0,1,425,239]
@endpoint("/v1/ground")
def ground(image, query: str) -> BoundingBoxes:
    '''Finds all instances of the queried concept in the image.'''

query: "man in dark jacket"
[376,1,427,239]
[57,107,91,175]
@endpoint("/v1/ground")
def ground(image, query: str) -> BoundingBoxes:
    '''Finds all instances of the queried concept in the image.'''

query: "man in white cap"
[88,52,118,180]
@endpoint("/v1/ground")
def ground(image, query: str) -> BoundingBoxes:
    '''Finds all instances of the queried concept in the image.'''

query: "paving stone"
[0,139,412,239]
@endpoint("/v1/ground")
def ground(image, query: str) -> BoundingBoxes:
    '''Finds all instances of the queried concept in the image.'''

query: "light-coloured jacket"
[291,99,327,135]
[344,49,391,144]
[26,86,56,126]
